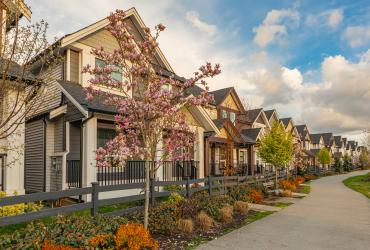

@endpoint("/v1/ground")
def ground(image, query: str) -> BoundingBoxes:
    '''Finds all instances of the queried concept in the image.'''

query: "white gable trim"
[56,82,89,118]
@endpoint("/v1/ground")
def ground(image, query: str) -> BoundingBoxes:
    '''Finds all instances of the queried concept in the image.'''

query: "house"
[24,8,217,195]
[203,87,255,176]
[264,109,279,127]
[238,108,271,174]
[280,117,300,144]
[295,124,315,167]
[0,0,32,194]
[333,136,345,160]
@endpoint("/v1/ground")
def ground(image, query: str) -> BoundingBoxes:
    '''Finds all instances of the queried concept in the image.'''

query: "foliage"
[248,189,263,204]
[228,185,252,202]
[343,153,353,172]
[177,218,194,234]
[343,173,370,199]
[167,192,184,204]
[0,215,128,249]
[202,195,233,220]
[83,9,220,229]
[333,158,343,173]
[0,191,43,217]
[280,190,293,197]
[115,223,158,250]
[218,205,233,223]
[195,211,214,231]
[233,201,249,215]
[88,234,114,249]
[258,122,293,170]
[42,241,79,250]
[164,185,184,192]
[294,176,305,185]
[317,148,331,165]
[359,150,369,168]
[177,196,203,219]
[304,174,317,181]
[279,180,296,191]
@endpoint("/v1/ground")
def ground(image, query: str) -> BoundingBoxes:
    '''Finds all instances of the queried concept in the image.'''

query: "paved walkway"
[197,170,370,250]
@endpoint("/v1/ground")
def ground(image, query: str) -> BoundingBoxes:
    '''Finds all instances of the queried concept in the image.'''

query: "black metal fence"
[0,172,278,227]
[66,160,82,188]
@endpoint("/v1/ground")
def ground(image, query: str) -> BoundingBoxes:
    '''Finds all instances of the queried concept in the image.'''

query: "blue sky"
[27,0,370,141]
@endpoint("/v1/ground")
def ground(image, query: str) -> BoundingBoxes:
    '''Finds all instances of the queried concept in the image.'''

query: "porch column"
[195,127,204,178]
[156,137,164,181]
[82,117,97,189]
[204,138,210,176]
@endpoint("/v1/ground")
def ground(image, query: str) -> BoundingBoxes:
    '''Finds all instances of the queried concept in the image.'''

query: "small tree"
[359,150,369,169]
[291,142,305,177]
[258,122,293,190]
[83,10,220,229]
[317,148,331,169]
[342,153,352,172]
[333,158,343,173]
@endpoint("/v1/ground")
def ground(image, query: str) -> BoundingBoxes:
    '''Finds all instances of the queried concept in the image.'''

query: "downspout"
[42,117,47,192]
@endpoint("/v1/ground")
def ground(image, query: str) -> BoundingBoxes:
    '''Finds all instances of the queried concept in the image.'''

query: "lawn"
[343,173,370,199]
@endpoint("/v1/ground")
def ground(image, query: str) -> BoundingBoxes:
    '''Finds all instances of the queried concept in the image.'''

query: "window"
[230,112,236,124]
[97,128,116,148]
[239,151,245,163]
[95,58,122,81]
[221,110,227,119]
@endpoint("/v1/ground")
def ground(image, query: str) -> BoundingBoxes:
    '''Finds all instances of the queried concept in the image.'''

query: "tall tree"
[317,147,331,168]
[258,122,293,190]
[83,10,220,229]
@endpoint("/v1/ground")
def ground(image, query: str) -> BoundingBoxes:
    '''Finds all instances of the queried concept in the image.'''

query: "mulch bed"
[154,210,258,250]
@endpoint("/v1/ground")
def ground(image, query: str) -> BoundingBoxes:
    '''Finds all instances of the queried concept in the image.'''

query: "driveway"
[197,170,370,250]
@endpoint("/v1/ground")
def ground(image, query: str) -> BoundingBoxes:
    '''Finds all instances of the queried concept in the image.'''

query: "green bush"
[163,185,184,192]
[228,185,252,202]
[177,196,203,219]
[202,195,233,220]
[0,215,128,249]
[167,192,184,204]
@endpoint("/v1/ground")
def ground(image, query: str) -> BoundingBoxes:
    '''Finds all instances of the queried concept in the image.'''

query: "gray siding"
[25,119,45,193]
[28,63,64,118]
[54,118,64,153]
[50,156,63,192]
[65,99,85,122]
[70,50,80,83]
[67,122,81,161]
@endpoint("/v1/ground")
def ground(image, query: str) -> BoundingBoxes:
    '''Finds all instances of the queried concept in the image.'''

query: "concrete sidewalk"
[197,170,370,250]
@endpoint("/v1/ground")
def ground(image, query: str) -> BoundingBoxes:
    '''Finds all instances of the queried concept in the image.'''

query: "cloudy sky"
[28,0,370,142]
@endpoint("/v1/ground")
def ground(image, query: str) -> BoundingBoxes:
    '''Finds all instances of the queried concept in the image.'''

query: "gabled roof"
[334,136,342,148]
[209,87,233,106]
[241,127,262,141]
[310,134,323,144]
[295,125,307,136]
[319,133,333,146]
[280,117,292,128]
[57,80,116,116]
[309,148,321,156]
[303,149,316,158]
[212,118,253,144]
[0,59,35,82]
[246,108,263,123]
[264,109,275,120]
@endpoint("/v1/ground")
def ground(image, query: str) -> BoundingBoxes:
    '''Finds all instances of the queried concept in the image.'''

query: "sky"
[27,0,370,143]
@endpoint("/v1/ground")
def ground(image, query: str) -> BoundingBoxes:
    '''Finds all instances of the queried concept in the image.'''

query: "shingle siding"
[25,119,45,193]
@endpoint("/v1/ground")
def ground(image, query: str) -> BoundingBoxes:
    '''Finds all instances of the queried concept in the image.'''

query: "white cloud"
[253,9,299,48]
[343,25,370,47]
[185,11,217,36]
[306,9,343,28]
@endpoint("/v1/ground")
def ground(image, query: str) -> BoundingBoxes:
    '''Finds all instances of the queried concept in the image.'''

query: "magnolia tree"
[83,10,220,229]
[291,142,306,176]
[258,122,293,190]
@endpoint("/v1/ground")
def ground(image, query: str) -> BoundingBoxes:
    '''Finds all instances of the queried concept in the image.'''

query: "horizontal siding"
[54,118,64,153]
[70,50,80,83]
[28,63,64,118]
[67,122,81,161]
[65,99,85,122]
[25,119,45,193]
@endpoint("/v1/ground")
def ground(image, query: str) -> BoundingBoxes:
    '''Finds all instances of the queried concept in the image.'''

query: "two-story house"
[0,0,31,194]
[203,87,255,176]
[24,8,218,197]
[295,124,315,167]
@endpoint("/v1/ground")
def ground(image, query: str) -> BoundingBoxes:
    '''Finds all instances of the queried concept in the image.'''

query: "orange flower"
[115,223,158,250]
[88,233,113,248]
[249,189,263,204]
[42,241,79,250]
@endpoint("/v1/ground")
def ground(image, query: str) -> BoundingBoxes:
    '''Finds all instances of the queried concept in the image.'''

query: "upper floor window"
[230,112,236,124]
[95,58,122,81]
[222,110,227,119]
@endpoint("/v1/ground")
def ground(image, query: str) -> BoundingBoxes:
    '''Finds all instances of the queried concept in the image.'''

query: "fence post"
[91,182,99,217]
[150,177,155,205]
[208,176,212,196]
[185,176,190,198]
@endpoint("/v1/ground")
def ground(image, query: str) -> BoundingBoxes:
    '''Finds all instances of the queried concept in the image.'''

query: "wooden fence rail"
[0,172,280,227]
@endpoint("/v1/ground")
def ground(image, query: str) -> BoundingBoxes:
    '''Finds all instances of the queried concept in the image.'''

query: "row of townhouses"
[0,3,366,197]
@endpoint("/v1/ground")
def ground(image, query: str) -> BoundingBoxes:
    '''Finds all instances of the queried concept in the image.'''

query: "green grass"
[275,202,293,208]
[343,173,370,199]
[244,211,274,224]
[300,185,311,194]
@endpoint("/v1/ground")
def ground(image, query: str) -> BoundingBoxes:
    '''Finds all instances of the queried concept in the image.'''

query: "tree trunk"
[144,160,150,229]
